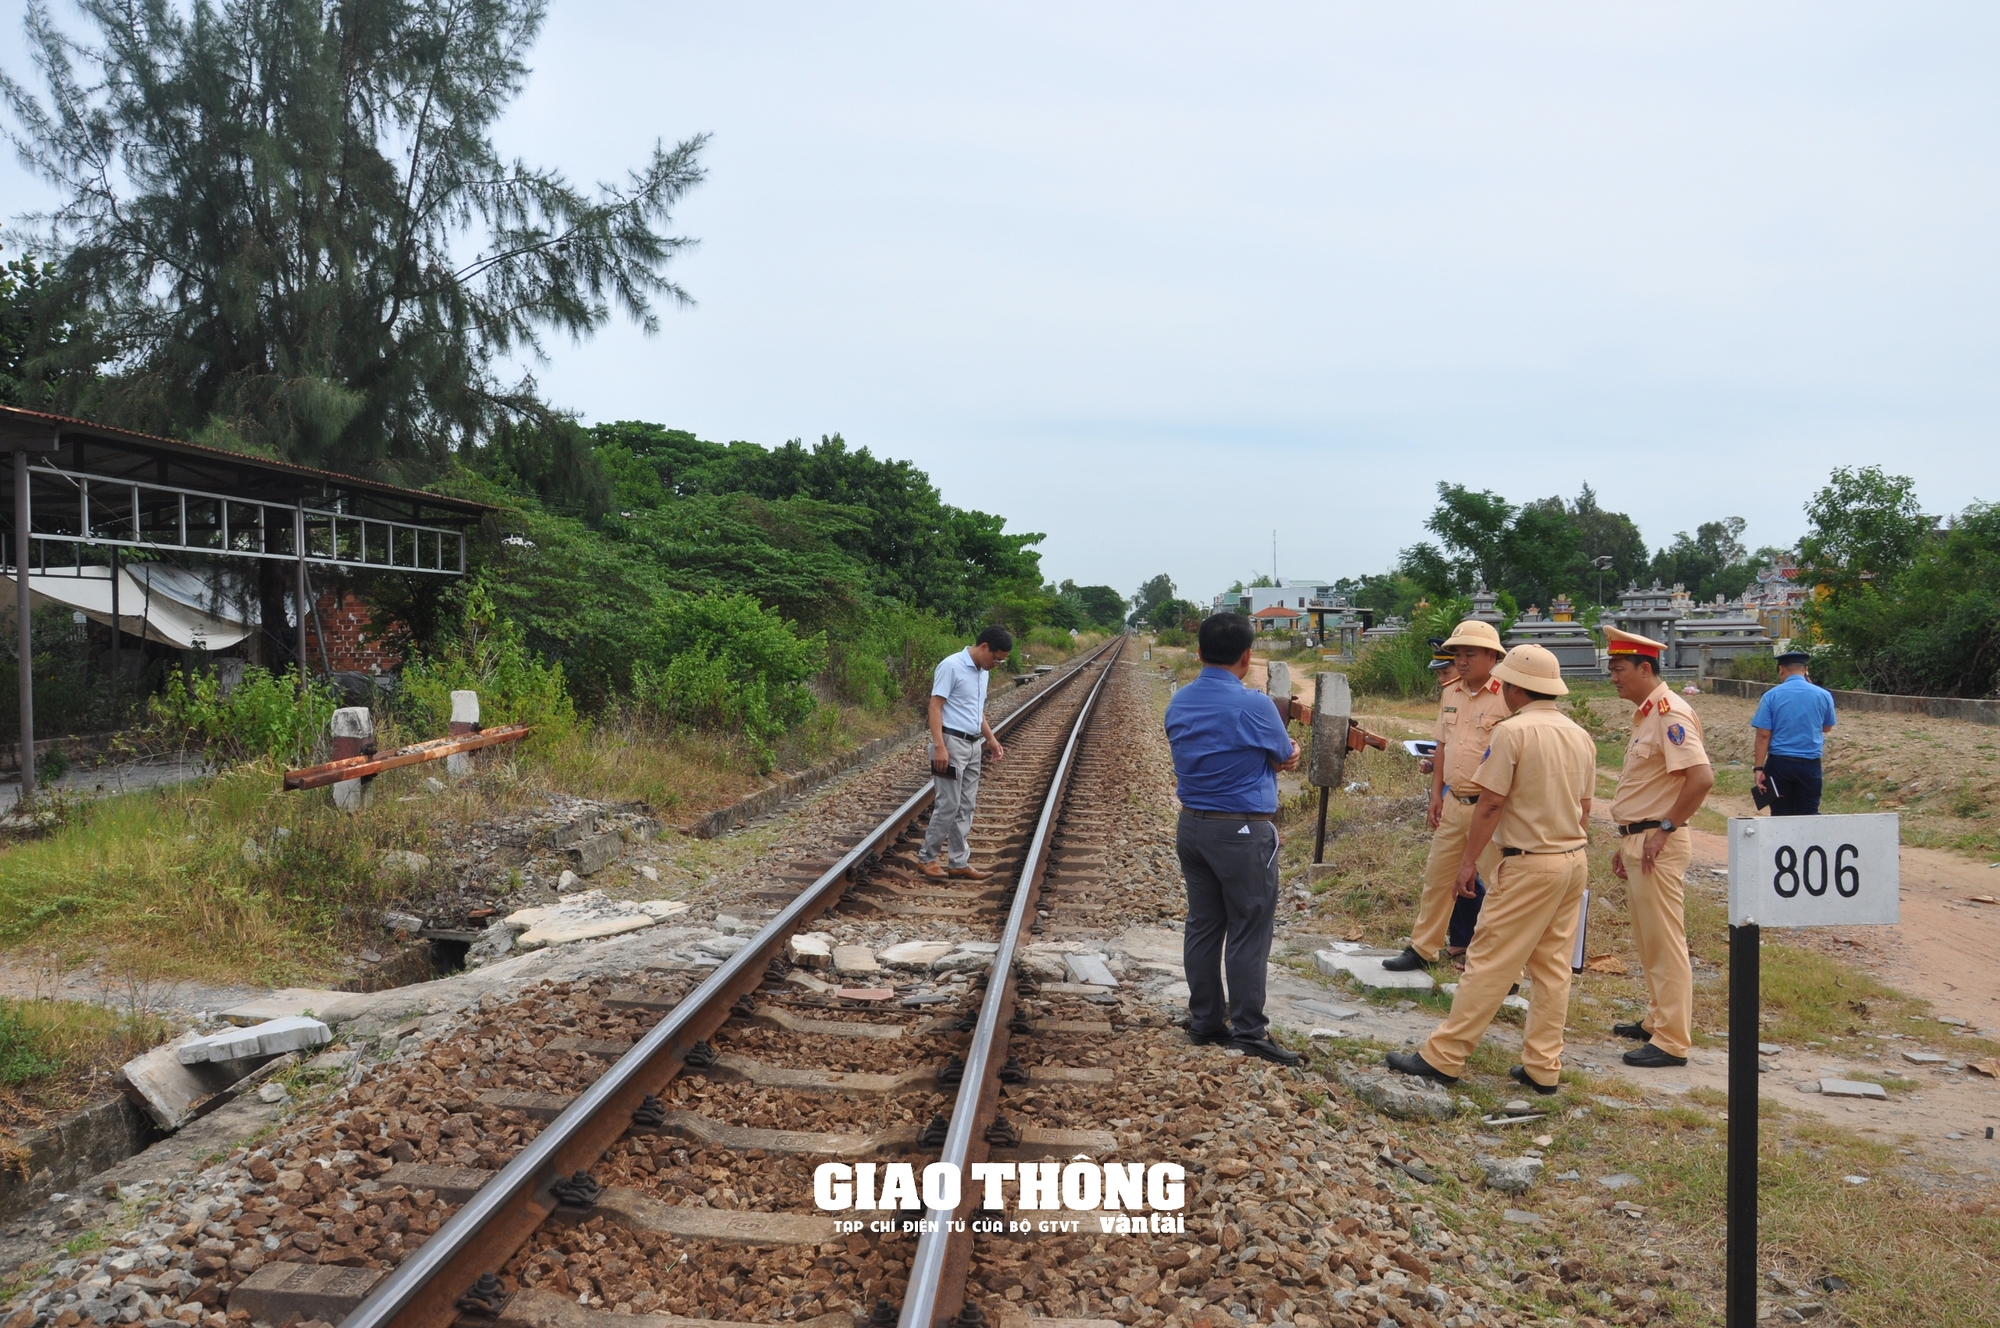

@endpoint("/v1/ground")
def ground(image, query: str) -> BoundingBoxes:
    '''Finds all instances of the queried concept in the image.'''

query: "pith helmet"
[1491,643,1570,696]
[1441,619,1504,652]
[1601,625,1665,660]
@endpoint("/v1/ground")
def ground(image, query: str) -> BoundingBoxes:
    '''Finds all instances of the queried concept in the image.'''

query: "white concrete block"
[177,1016,331,1065]
[1818,1078,1888,1100]
[450,690,480,725]
[1064,953,1118,987]
[1315,951,1435,992]
[880,941,954,970]
[788,934,833,968]
[833,945,880,976]
[330,707,373,739]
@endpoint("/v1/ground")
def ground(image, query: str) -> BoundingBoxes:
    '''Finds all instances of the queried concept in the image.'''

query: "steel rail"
[897,636,1123,1328]
[339,638,1123,1328]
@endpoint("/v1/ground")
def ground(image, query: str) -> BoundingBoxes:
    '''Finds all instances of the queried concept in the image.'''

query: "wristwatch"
[1659,818,1676,833]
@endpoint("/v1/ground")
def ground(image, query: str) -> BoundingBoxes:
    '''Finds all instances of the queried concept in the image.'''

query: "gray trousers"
[919,733,983,867]
[1177,811,1280,1040]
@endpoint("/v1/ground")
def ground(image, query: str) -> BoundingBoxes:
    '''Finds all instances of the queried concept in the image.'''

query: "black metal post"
[1727,922,1760,1327]
[1314,785,1329,864]
[14,450,33,805]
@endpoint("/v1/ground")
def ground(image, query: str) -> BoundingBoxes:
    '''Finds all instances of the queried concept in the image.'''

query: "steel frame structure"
[8,461,467,576]
[0,403,492,804]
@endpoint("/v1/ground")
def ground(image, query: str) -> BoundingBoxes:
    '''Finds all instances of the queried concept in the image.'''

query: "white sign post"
[1724,814,1899,1327]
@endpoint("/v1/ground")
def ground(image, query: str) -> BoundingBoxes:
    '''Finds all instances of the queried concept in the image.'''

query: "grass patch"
[0,998,171,1133]
[0,697,917,990]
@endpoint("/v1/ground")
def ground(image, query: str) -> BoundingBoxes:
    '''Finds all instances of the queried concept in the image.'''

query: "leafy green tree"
[585,423,1042,629]
[1798,466,1933,594]
[1648,517,1757,602]
[1398,483,1628,607]
[1809,501,2000,697]
[2,0,705,475]
[1563,484,1649,603]
[1130,574,1179,628]
[1066,583,1127,630]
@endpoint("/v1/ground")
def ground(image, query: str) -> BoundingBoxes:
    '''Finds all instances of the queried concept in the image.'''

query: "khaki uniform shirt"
[1612,682,1711,823]
[1434,676,1510,794]
[1468,701,1596,853]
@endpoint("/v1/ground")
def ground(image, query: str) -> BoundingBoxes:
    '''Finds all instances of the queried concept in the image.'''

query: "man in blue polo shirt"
[1752,649,1837,816]
[1164,613,1302,1064]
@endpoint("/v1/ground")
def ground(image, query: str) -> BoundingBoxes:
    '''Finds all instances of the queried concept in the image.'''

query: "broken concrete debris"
[565,830,624,876]
[787,933,833,968]
[1063,952,1118,987]
[120,1019,324,1130]
[1474,1154,1543,1194]
[497,892,691,954]
[1335,1063,1458,1122]
[175,1016,330,1065]
[832,944,881,976]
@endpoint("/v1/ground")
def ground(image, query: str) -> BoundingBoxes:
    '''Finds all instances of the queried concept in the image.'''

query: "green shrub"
[149,666,337,765]
[398,584,577,743]
[1347,599,1469,699]
[1726,651,1778,683]
[1153,628,1189,648]
[632,592,826,769]
[823,601,961,714]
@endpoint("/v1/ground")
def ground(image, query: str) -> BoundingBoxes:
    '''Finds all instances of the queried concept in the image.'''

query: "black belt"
[1618,820,1671,837]
[1501,846,1585,856]
[941,727,981,742]
[1182,809,1277,821]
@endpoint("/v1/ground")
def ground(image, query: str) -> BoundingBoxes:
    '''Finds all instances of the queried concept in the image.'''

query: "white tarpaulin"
[8,565,253,651]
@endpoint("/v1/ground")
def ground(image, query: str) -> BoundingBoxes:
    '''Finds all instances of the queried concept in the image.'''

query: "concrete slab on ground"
[1316,950,1436,992]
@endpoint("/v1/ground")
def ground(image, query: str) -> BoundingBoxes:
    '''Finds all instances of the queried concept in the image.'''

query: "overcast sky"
[6,3,1999,606]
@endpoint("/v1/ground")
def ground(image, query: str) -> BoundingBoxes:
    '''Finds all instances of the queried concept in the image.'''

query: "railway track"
[338,638,1131,1328]
[6,639,1511,1328]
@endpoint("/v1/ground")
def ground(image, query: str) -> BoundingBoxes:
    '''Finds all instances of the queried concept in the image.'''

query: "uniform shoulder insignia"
[1658,696,1672,715]
[1488,679,1501,693]
[1636,701,1652,719]
[1667,722,1686,746]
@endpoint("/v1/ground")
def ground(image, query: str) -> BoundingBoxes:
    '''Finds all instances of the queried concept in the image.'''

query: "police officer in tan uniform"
[1604,626,1717,1069]
[1384,644,1596,1093]
[1384,620,1509,972]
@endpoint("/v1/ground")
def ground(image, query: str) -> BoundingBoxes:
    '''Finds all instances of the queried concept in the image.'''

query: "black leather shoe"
[1187,1029,1232,1046]
[1623,1043,1688,1068]
[1611,1019,1651,1041]
[1233,1037,1304,1065]
[1380,947,1431,972]
[1384,1050,1459,1085]
[1509,1065,1560,1096]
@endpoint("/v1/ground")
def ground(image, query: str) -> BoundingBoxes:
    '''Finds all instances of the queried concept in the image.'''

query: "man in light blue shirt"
[1752,649,1837,816]
[918,626,1012,879]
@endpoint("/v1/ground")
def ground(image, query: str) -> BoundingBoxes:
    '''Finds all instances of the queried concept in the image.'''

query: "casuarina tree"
[2,0,705,478]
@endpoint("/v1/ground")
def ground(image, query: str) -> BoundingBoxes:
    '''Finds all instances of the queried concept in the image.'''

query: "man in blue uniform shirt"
[1164,614,1302,1064]
[1752,649,1837,816]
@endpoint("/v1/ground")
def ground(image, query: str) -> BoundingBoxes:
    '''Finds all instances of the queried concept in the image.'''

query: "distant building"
[1253,605,1303,633]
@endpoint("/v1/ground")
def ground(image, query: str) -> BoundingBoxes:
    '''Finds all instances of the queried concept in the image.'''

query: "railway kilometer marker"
[1723,813,1899,1328]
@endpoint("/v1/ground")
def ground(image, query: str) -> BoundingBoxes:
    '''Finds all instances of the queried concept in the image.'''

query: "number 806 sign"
[1727,814,1900,928]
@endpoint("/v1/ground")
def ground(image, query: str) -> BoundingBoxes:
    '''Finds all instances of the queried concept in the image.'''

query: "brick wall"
[312,588,402,674]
